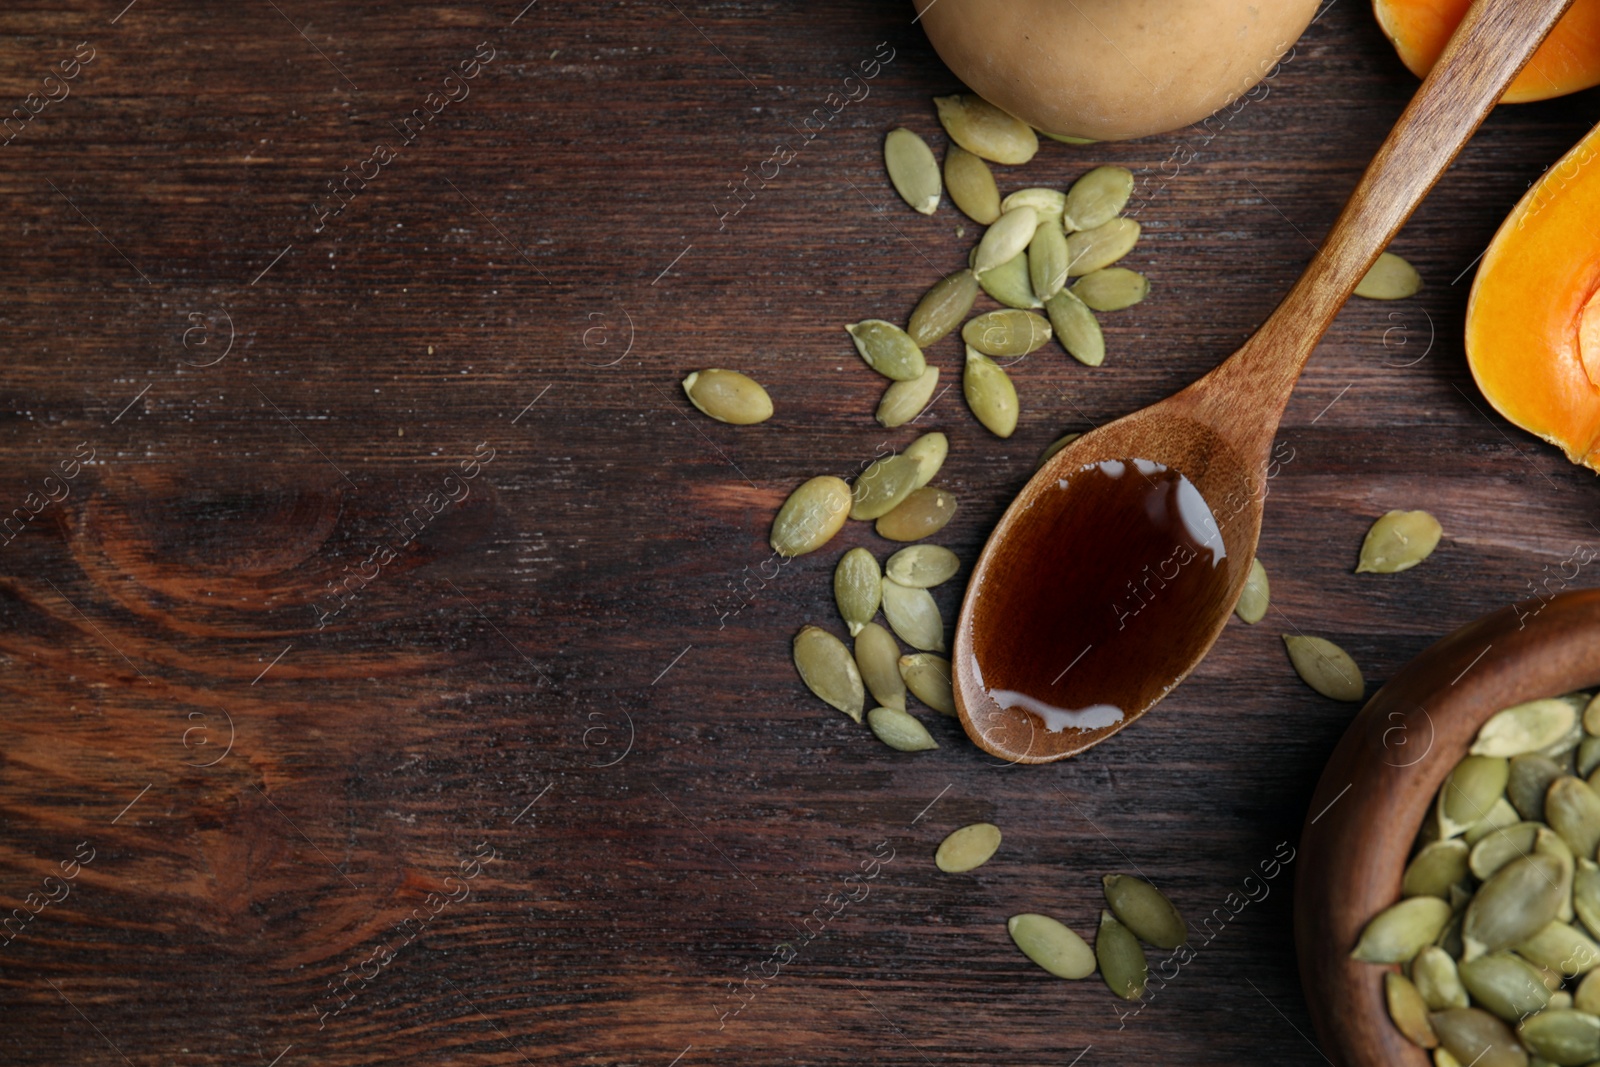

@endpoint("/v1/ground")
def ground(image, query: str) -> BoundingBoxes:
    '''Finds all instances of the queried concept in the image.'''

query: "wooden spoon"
[953,0,1578,765]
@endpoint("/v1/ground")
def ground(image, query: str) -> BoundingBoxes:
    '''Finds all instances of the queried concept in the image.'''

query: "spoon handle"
[1201,0,1577,410]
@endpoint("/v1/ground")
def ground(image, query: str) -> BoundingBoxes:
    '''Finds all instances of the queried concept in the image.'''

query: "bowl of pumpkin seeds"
[1297,588,1600,1067]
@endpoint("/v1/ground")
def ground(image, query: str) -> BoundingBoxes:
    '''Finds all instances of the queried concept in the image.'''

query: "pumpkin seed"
[1355,251,1423,300]
[1440,756,1512,837]
[1463,852,1567,958]
[1584,693,1600,736]
[793,625,865,723]
[900,433,947,491]
[1357,509,1443,573]
[964,347,1019,438]
[1553,990,1576,1010]
[1580,737,1600,779]
[1458,952,1554,1021]
[1575,862,1600,941]
[834,548,881,637]
[1044,289,1105,366]
[1541,702,1586,760]
[943,144,1000,224]
[1235,558,1270,624]
[1430,1008,1527,1067]
[1066,217,1140,276]
[1548,776,1600,860]
[1037,432,1082,470]
[1072,267,1149,312]
[908,270,979,347]
[1432,1048,1461,1067]
[1028,222,1069,301]
[1387,971,1440,1049]
[1283,634,1365,702]
[1102,875,1187,949]
[886,545,959,588]
[883,127,941,216]
[1539,826,1577,924]
[1063,165,1135,231]
[771,476,852,557]
[1007,913,1095,979]
[1465,797,1522,844]
[1000,187,1065,225]
[1518,1009,1600,1064]
[1096,909,1147,1000]
[1510,754,1567,821]
[851,452,925,521]
[877,366,941,429]
[1406,838,1471,897]
[974,249,1041,309]
[933,95,1038,165]
[974,207,1039,275]
[1414,946,1470,1010]
[1518,920,1600,977]
[854,622,906,713]
[1040,131,1097,145]
[1437,907,1466,959]
[846,320,927,381]
[876,487,958,542]
[1576,967,1600,1013]
[1467,822,1541,881]
[682,369,774,424]
[1352,896,1453,963]
[936,822,1001,873]
[881,577,944,652]
[962,309,1053,358]
[867,706,938,751]
[899,653,955,715]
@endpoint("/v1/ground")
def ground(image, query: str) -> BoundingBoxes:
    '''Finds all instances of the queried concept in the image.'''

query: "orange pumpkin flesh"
[1467,123,1600,471]
[1374,0,1600,102]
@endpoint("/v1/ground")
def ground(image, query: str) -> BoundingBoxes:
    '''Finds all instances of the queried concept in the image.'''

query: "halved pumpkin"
[1467,122,1600,471]
[1374,0,1600,102]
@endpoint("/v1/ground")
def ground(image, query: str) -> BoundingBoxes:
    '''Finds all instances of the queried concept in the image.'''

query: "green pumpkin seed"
[1552,991,1576,1011]
[1464,797,1522,845]
[1519,921,1600,977]
[1355,251,1423,300]
[1518,1009,1600,1065]
[881,577,944,652]
[1357,509,1443,573]
[1007,913,1095,979]
[1071,267,1149,312]
[1510,754,1567,821]
[1235,558,1270,624]
[962,309,1053,358]
[1353,896,1453,963]
[854,622,906,713]
[846,320,928,381]
[771,476,852,557]
[1102,875,1187,949]
[1283,634,1365,702]
[1000,187,1065,225]
[974,207,1040,275]
[1576,967,1600,1013]
[886,545,959,588]
[1430,1008,1527,1067]
[976,250,1041,308]
[1096,909,1147,1000]
[1432,1047,1462,1067]
[908,270,979,348]
[793,625,865,723]
[1459,953,1554,1021]
[1439,755,1511,837]
[1464,852,1567,958]
[1414,946,1470,1010]
[1547,776,1600,859]
[1066,217,1140,276]
[1436,908,1466,959]
[1584,693,1600,737]
[1062,165,1135,231]
[964,347,1018,438]
[1575,863,1600,941]
[1468,823,1541,881]
[876,487,957,542]
[682,369,774,424]
[1387,971,1440,1049]
[877,366,940,429]
[1540,701,1586,760]
[943,144,999,224]
[1406,839,1472,897]
[1040,131,1096,145]
[867,706,938,751]
[933,95,1038,166]
[899,653,955,715]
[937,822,1001,873]
[1580,737,1600,779]
[851,452,925,521]
[1028,222,1069,302]
[883,127,941,216]
[1037,432,1082,470]
[903,432,948,489]
[1044,289,1105,367]
[1539,827,1578,924]
[834,548,881,637]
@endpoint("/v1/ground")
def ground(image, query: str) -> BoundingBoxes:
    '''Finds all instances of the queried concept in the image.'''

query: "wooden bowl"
[1296,588,1600,1067]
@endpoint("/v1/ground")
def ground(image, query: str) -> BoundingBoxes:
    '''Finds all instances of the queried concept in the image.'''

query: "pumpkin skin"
[912,0,1322,142]
[1375,0,1600,103]
[1466,122,1600,472]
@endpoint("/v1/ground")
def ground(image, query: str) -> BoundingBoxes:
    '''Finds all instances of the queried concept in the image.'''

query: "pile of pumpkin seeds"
[1356,690,1600,1065]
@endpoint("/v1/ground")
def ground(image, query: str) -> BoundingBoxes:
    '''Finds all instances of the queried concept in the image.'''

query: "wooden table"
[1,2,1596,1063]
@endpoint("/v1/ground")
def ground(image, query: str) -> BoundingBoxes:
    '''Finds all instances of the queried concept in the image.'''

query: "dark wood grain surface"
[1,2,1597,1064]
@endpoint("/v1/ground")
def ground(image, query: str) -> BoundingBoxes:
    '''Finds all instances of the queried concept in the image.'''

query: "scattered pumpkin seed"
[853,621,906,713]
[1066,217,1140,276]
[1509,754,1566,822]
[899,653,955,715]
[877,366,941,429]
[682,369,774,424]
[1037,432,1082,469]
[1352,896,1453,963]
[1475,700,1579,759]
[1040,131,1096,145]
[771,476,852,556]
[846,319,928,381]
[962,309,1053,358]
[1518,1008,1600,1064]
[1468,822,1541,881]
[1547,776,1600,859]
[1355,251,1423,300]
[903,432,948,489]
[933,95,1038,166]
[1062,165,1135,231]
[1044,289,1105,366]
[964,347,1019,438]
[883,127,941,216]
[1458,952,1554,1021]
[1072,267,1150,312]
[834,547,881,637]
[974,206,1040,275]
[1283,634,1365,702]
[936,822,1001,873]
[886,545,960,588]
[877,486,958,542]
[1102,875,1186,949]
[851,452,925,521]
[1357,509,1443,573]
[1007,913,1095,979]
[1000,187,1066,225]
[867,706,939,751]
[1518,920,1600,977]
[1577,967,1600,1013]
[1413,946,1470,1010]
[1430,1008,1526,1067]
[1405,838,1471,897]
[1235,558,1270,624]
[793,625,865,723]
[1096,909,1148,1000]
[908,270,979,347]
[1387,971,1440,1049]
[975,249,1041,308]
[1463,852,1566,958]
[1028,222,1070,301]
[943,144,1000,224]
[881,577,944,652]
